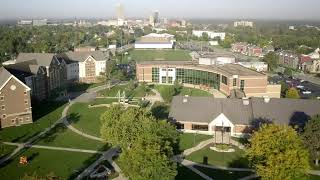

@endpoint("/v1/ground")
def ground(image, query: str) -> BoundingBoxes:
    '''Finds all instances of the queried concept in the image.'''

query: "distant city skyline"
[1,0,320,20]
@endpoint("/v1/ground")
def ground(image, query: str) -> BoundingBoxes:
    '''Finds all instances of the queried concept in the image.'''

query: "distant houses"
[231,42,267,57]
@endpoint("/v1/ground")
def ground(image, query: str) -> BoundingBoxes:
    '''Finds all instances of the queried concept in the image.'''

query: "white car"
[302,90,312,95]
[296,85,304,89]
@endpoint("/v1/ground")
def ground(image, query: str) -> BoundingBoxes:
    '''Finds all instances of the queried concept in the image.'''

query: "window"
[161,76,167,83]
[221,76,228,85]
[24,91,27,95]
[26,117,30,121]
[11,119,15,124]
[0,96,4,101]
[25,100,28,104]
[168,69,173,72]
[19,118,23,122]
[162,68,166,71]
[168,77,173,84]
[1,105,4,110]
[177,123,184,129]
[152,67,159,83]
[240,80,245,91]
[192,124,208,131]
[233,78,237,86]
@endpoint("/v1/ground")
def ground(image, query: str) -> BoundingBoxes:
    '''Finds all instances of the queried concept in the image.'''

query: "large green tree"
[100,106,179,180]
[247,124,310,180]
[302,115,320,166]
[263,52,279,71]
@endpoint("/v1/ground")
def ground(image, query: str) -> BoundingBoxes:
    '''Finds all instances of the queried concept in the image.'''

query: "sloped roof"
[62,51,108,62]
[169,96,320,126]
[0,67,13,88]
[4,59,41,74]
[16,53,55,67]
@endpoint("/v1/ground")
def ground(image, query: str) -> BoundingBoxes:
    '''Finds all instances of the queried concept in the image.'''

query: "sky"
[1,0,320,20]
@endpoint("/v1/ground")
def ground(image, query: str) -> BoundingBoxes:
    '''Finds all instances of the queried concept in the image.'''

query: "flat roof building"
[135,33,175,49]
[136,61,280,98]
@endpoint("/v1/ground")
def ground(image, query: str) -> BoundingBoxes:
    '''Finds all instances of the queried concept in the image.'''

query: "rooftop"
[137,61,265,77]
[169,96,320,126]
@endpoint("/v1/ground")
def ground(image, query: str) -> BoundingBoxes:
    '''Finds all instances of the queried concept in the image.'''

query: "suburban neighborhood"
[1,1,320,180]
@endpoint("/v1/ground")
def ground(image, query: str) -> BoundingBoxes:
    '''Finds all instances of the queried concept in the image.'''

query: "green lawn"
[0,101,66,143]
[179,87,213,97]
[175,164,204,180]
[90,98,119,105]
[186,145,249,168]
[122,49,191,63]
[34,123,108,151]
[179,133,212,152]
[194,165,253,180]
[155,85,213,103]
[98,84,152,98]
[68,103,107,137]
[0,148,100,179]
[0,144,17,159]
[67,82,104,92]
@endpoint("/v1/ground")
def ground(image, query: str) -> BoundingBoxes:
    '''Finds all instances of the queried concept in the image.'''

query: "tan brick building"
[136,61,281,98]
[0,67,33,128]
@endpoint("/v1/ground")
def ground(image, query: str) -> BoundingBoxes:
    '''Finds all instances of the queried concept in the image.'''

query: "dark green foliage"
[302,115,320,167]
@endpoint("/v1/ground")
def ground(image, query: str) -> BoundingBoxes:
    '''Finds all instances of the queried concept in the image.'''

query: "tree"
[162,86,176,102]
[280,81,289,94]
[285,87,300,99]
[100,106,179,180]
[247,124,310,180]
[201,32,209,41]
[302,115,320,166]
[284,68,293,76]
[263,52,279,71]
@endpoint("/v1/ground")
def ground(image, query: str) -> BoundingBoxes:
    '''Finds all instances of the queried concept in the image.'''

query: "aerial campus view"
[0,0,320,180]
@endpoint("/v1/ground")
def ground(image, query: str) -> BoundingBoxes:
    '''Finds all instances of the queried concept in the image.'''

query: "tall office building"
[153,11,159,24]
[116,3,124,20]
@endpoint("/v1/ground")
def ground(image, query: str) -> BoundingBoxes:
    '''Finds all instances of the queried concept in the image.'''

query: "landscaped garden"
[194,165,253,180]
[121,49,192,63]
[0,148,100,179]
[0,101,67,143]
[179,133,212,152]
[67,102,107,137]
[186,145,249,168]
[34,123,108,151]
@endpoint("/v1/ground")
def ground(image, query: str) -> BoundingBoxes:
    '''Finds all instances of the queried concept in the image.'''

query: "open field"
[187,145,249,168]
[121,49,192,63]
[0,148,100,179]
[35,123,108,150]
[67,103,107,137]
[0,101,66,143]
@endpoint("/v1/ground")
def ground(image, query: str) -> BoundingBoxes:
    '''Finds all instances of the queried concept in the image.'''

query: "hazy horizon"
[1,0,320,20]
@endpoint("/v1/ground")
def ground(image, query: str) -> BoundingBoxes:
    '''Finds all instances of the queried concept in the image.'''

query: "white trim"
[208,113,235,136]
[0,76,31,91]
[83,56,97,63]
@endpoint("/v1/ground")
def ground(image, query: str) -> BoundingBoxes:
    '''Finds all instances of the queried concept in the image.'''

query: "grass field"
[98,84,153,98]
[179,133,212,152]
[179,87,213,97]
[121,49,192,63]
[0,101,66,143]
[67,103,107,137]
[194,165,253,180]
[0,148,100,179]
[175,164,203,180]
[90,98,119,105]
[0,144,17,159]
[155,85,213,102]
[35,123,108,151]
[67,82,104,92]
[186,145,249,168]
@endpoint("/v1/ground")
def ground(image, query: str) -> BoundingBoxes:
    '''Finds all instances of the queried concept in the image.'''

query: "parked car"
[296,85,304,89]
[302,90,312,94]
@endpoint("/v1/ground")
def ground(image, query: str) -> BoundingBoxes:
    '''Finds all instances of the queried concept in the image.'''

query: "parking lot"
[270,75,320,99]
